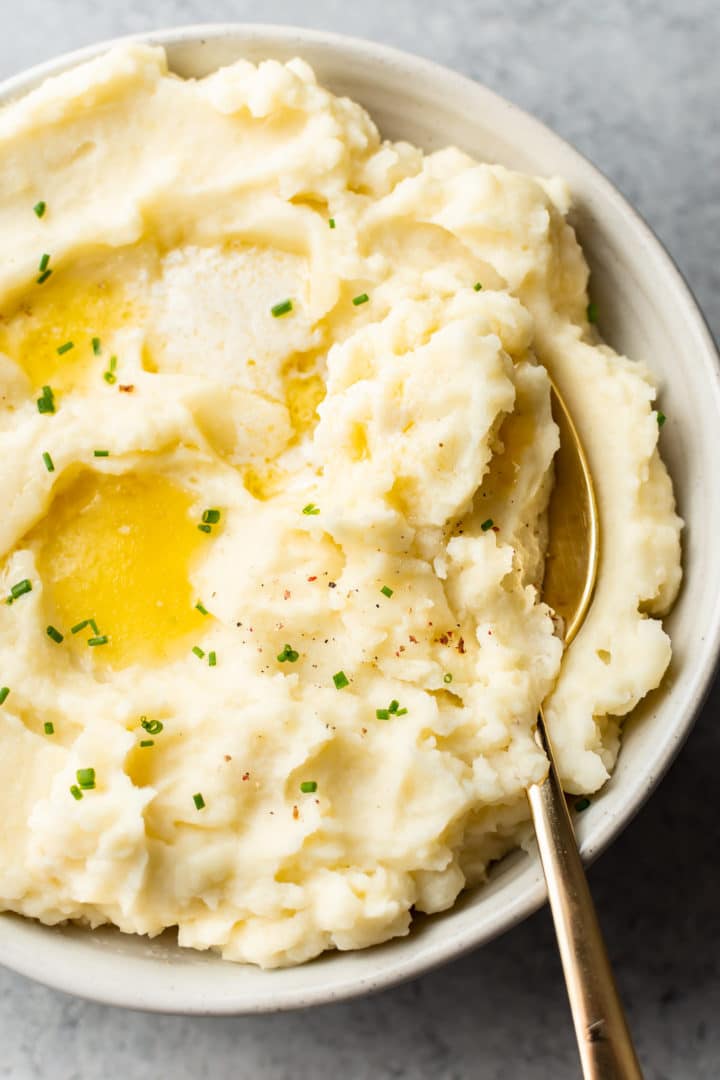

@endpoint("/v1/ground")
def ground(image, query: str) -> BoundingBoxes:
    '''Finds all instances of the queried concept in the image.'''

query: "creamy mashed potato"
[0,46,681,967]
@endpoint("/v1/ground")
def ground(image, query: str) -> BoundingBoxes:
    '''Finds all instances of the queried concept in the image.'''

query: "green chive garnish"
[328,218,336,229]
[87,635,109,646]
[587,302,599,324]
[352,293,369,306]
[443,672,453,684]
[277,644,299,663]
[92,337,101,356]
[37,385,55,414]
[271,299,293,318]
[300,781,317,793]
[193,792,206,810]
[71,619,89,634]
[197,523,212,534]
[89,618,99,634]
[140,717,163,735]
[38,253,50,273]
[192,646,205,659]
[396,707,408,716]
[208,651,217,667]
[44,721,54,735]
[575,797,591,812]
[380,585,393,598]
[76,767,95,790]
[140,739,154,748]
[481,518,494,531]
[333,671,349,690]
[93,449,109,458]
[473,282,483,291]
[33,202,46,219]
[202,509,220,524]
[57,341,74,356]
[657,412,666,428]
[103,356,117,384]
[388,700,399,714]
[376,708,390,720]
[70,785,83,801]
[302,503,320,515]
[195,602,209,616]
[10,579,32,600]
[37,269,53,285]
[42,451,55,472]
[0,687,9,705]
[46,625,64,644]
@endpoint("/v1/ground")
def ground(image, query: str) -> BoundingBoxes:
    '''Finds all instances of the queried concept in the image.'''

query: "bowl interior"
[1,24,719,1014]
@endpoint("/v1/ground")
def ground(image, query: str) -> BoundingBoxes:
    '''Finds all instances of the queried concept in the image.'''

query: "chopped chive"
[88,618,99,634]
[38,253,50,272]
[37,385,56,414]
[575,797,591,812]
[396,707,408,716]
[93,449,109,457]
[10,579,32,600]
[443,672,453,684]
[33,201,47,219]
[481,518,494,531]
[300,781,317,793]
[657,411,666,428]
[43,721,54,735]
[380,585,394,598]
[376,708,390,720]
[587,302,599,324]
[352,292,369,306]
[193,792,206,810]
[197,523,212,534]
[103,356,117,384]
[328,218,336,229]
[333,670,349,690]
[277,644,299,663]
[76,767,95,790]
[140,717,163,735]
[46,625,64,644]
[192,646,205,659]
[0,687,9,705]
[36,269,53,285]
[69,784,83,801]
[87,635,108,646]
[302,503,320,516]
[473,282,483,291]
[202,509,221,524]
[56,341,74,356]
[388,700,399,714]
[271,299,293,318]
[42,451,55,473]
[71,619,89,634]
[92,337,101,355]
[140,739,154,748]
[208,651,217,667]
[195,602,209,616]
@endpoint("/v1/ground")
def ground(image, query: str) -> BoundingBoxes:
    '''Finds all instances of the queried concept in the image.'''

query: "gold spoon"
[529,380,643,1079]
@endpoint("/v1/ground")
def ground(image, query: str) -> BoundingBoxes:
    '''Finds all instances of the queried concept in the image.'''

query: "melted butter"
[243,463,287,501]
[284,372,325,438]
[0,271,138,394]
[31,470,206,667]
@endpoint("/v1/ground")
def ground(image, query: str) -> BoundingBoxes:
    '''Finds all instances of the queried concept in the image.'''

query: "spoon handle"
[527,714,644,1080]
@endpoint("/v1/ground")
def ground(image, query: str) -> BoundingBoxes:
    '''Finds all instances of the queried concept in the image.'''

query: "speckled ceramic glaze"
[0,24,718,1015]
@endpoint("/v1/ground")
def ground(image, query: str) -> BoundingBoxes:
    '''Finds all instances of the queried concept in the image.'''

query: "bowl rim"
[1,21,719,1014]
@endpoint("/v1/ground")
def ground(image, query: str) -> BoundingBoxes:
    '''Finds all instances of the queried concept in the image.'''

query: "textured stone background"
[0,2,718,1077]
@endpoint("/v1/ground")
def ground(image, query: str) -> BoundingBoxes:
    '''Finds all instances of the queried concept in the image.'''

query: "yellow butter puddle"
[0,256,145,394]
[29,470,207,667]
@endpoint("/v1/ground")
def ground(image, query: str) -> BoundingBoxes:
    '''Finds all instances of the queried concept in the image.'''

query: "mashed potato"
[0,46,681,967]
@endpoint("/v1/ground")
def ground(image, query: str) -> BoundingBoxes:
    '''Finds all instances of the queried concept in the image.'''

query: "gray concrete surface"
[0,1,718,1077]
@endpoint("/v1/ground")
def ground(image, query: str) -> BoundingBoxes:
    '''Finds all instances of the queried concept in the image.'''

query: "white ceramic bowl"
[1,24,718,1015]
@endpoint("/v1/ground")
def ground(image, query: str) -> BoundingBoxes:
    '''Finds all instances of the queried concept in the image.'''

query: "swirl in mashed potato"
[0,46,681,967]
